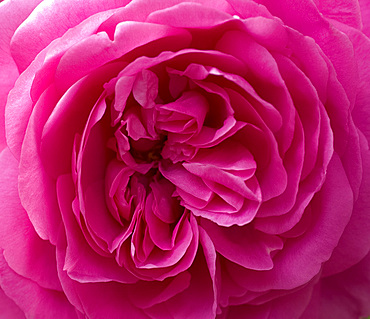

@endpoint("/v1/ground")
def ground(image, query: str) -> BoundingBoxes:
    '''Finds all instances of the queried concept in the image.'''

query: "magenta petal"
[18,86,62,244]
[227,280,315,319]
[313,0,362,30]
[55,21,191,91]
[0,0,42,150]
[10,0,128,72]
[257,114,304,218]
[192,139,256,171]
[360,0,370,37]
[113,75,135,114]
[0,148,61,291]
[105,160,135,225]
[0,253,77,319]
[5,47,48,159]
[147,2,232,28]
[226,0,273,20]
[202,220,283,270]
[168,73,188,99]
[199,226,220,316]
[160,162,213,202]
[188,116,246,148]
[145,195,175,250]
[56,174,136,284]
[133,211,193,269]
[183,163,259,200]
[320,252,370,319]
[274,54,321,180]
[29,9,122,102]
[162,248,216,319]
[304,253,370,319]
[348,28,370,144]
[150,178,182,224]
[133,70,159,108]
[322,133,370,276]
[231,153,354,291]
[83,181,126,253]
[123,107,151,141]
[56,245,149,319]
[43,61,123,173]
[243,17,289,52]
[260,0,358,108]
[127,271,191,309]
[0,287,25,319]
[157,91,209,134]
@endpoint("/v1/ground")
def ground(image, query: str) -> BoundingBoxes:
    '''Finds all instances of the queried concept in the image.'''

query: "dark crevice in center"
[129,135,168,165]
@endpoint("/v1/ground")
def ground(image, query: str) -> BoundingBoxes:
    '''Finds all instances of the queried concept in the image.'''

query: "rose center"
[129,135,167,165]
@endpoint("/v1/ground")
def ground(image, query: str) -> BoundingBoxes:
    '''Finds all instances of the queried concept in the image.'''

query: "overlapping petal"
[0,0,369,318]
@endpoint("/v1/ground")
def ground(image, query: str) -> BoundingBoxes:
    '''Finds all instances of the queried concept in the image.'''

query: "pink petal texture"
[313,0,362,29]
[0,0,369,318]
[0,253,78,319]
[0,148,61,291]
[0,0,42,150]
[301,252,370,319]
[0,287,25,319]
[359,0,370,37]
[10,0,131,72]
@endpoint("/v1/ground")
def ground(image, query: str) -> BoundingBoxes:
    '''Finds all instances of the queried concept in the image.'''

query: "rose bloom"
[0,0,369,318]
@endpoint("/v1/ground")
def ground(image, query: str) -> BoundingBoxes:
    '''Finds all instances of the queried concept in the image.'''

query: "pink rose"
[0,0,369,318]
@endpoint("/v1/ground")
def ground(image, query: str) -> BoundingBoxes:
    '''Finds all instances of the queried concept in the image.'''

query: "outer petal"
[0,287,25,319]
[302,252,370,319]
[359,0,370,37]
[345,25,370,143]
[321,252,370,319]
[56,174,137,284]
[0,0,42,150]
[56,239,150,319]
[146,2,232,28]
[0,252,77,319]
[9,0,130,72]
[322,132,370,276]
[18,85,62,244]
[257,0,358,109]
[0,147,61,291]
[157,248,216,319]
[98,0,233,34]
[226,280,316,319]
[312,0,362,30]
[225,153,353,291]
[54,21,192,92]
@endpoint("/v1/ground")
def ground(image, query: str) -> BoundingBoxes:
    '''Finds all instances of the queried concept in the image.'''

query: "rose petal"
[18,85,62,244]
[226,280,315,319]
[202,220,283,270]
[10,0,128,72]
[228,153,353,291]
[259,0,358,108]
[359,0,370,37]
[303,252,370,319]
[41,62,122,179]
[0,287,25,319]
[322,132,370,276]
[0,252,77,319]
[0,0,42,150]
[0,147,61,291]
[160,247,216,319]
[55,21,192,92]
[56,174,137,284]
[147,2,232,28]
[56,246,149,319]
[127,271,191,309]
[313,0,362,30]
